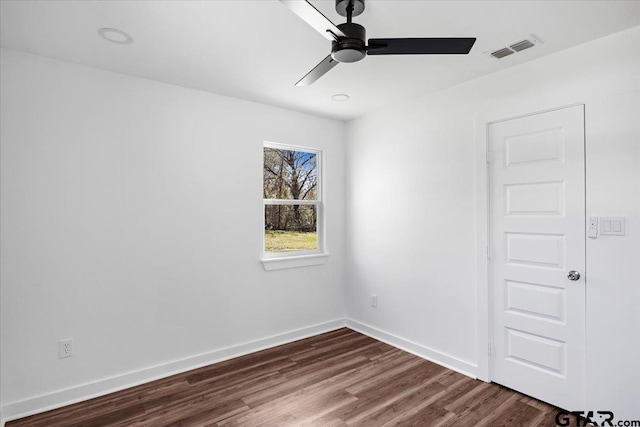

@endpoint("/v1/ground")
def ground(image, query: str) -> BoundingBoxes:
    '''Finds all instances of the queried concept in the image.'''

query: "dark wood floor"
[8,328,584,427]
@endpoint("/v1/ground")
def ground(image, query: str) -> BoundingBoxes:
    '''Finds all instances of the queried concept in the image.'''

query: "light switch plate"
[600,217,625,236]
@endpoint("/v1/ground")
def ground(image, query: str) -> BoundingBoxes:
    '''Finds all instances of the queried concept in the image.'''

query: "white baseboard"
[3,318,479,423]
[346,318,478,378]
[2,318,346,423]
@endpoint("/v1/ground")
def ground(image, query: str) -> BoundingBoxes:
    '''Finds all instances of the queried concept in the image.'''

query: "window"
[262,142,327,269]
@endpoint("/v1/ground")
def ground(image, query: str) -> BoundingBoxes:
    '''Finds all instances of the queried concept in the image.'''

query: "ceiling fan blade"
[367,38,476,55]
[280,0,346,41]
[295,55,339,86]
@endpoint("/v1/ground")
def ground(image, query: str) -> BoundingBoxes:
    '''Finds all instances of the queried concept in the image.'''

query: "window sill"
[261,253,329,271]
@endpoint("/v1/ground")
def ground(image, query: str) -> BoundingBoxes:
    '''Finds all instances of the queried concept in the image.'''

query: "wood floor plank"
[442,386,522,427]
[349,380,447,427]
[467,393,522,427]
[241,355,370,408]
[7,328,567,427]
[477,398,546,427]
[342,355,424,395]
[382,404,454,427]
[435,369,469,387]
[337,361,447,425]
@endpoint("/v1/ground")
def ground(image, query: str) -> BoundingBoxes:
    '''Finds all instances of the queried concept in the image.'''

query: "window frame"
[261,141,328,270]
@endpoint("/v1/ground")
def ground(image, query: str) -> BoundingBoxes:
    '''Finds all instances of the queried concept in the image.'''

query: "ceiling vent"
[510,39,535,52]
[485,35,542,59]
[491,48,514,59]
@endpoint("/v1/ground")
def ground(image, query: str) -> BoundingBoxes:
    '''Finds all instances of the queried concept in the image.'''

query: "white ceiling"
[1,0,639,121]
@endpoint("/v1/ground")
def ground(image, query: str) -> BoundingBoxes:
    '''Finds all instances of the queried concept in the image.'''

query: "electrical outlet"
[59,339,73,359]
[371,294,377,308]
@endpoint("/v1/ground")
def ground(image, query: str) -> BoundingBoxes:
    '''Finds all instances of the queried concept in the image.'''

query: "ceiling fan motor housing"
[331,22,366,63]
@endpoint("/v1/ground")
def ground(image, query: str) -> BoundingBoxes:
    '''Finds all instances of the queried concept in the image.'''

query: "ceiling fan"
[280,0,476,86]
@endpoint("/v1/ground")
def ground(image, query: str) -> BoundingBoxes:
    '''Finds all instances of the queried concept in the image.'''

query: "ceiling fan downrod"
[331,0,367,63]
[345,0,354,23]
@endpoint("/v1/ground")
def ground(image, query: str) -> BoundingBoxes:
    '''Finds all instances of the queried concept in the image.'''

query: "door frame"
[474,101,586,383]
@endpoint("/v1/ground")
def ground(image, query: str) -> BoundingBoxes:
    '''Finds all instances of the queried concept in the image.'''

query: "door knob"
[567,270,581,281]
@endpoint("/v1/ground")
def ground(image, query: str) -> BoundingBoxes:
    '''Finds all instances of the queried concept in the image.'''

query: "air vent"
[484,34,543,60]
[491,48,514,59]
[510,40,535,52]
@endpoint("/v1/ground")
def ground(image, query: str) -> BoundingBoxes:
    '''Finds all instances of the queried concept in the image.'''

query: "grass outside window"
[264,230,318,252]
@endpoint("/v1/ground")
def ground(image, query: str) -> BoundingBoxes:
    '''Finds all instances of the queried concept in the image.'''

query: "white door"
[489,105,585,411]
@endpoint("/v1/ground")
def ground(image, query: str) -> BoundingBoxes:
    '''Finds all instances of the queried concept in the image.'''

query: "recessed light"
[98,28,133,45]
[331,94,350,102]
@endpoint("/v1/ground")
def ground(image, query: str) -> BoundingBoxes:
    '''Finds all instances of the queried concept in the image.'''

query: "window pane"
[265,205,317,252]
[263,148,317,201]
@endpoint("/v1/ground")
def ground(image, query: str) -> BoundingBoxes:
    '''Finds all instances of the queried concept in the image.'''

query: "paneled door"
[489,105,585,411]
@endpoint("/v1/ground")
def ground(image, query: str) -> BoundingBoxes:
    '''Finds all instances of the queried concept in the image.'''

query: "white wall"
[584,91,640,418]
[0,48,346,419]
[346,26,640,419]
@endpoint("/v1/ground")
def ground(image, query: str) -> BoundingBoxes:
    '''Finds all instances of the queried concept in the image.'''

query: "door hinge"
[486,149,491,163]
[486,246,491,259]
[488,342,492,356]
